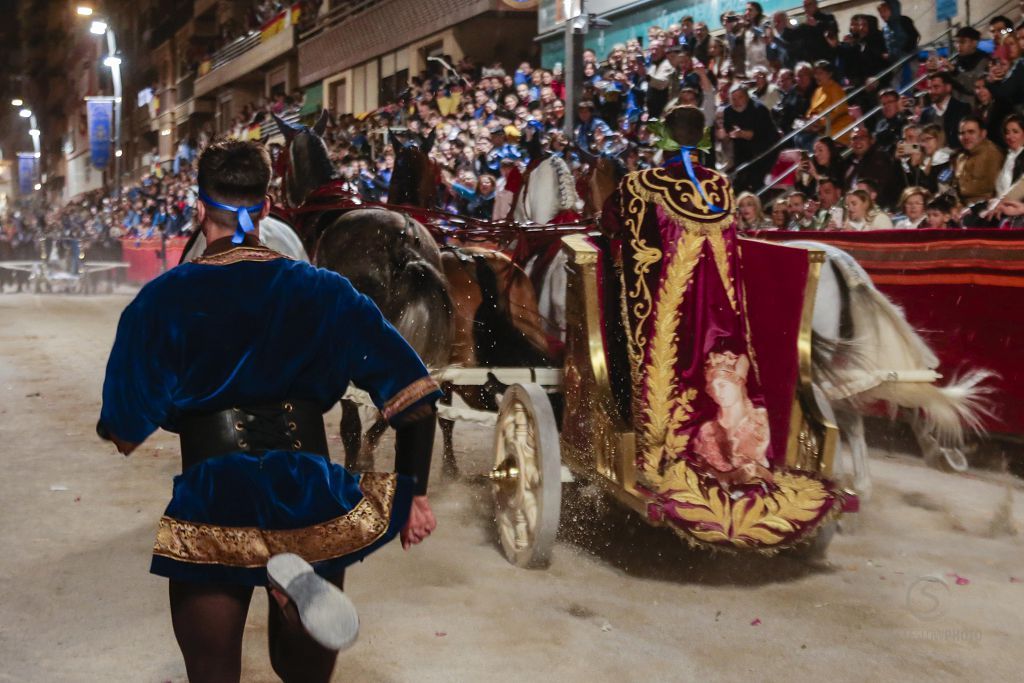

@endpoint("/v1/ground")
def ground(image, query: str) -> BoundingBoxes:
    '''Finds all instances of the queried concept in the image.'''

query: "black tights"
[169,572,345,683]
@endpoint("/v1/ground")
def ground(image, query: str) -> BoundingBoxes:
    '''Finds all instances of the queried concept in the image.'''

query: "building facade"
[298,0,539,117]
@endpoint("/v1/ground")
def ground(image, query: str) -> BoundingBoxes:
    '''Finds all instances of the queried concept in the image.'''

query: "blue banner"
[86,98,114,170]
[17,153,37,195]
[936,0,957,22]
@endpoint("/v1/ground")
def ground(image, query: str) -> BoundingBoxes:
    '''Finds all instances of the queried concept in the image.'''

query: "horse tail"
[859,369,997,448]
[812,256,997,449]
[392,257,454,371]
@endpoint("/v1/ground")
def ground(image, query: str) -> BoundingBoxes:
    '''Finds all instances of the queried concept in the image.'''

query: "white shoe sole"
[266,553,359,651]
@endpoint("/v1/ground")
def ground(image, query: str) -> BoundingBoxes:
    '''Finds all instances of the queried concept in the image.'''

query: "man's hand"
[997,199,1024,216]
[401,495,436,549]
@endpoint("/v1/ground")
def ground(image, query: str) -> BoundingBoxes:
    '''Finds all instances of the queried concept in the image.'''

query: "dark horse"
[387,129,556,471]
[272,113,455,470]
[276,113,556,476]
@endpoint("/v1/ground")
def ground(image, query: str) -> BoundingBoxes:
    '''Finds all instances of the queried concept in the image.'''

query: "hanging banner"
[86,97,114,170]
[17,153,38,195]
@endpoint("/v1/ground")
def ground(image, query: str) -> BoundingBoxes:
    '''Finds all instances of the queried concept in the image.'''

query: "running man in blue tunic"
[97,140,441,682]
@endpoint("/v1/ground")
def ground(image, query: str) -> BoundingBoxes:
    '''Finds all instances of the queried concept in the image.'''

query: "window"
[331,79,347,116]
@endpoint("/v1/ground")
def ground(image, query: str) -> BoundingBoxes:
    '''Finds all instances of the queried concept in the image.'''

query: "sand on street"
[0,291,1021,683]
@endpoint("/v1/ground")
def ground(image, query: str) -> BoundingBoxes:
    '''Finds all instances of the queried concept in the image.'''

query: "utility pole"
[562,3,587,138]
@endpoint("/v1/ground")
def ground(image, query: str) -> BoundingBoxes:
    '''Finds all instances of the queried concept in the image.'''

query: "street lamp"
[28,129,40,137]
[80,13,123,200]
[19,108,32,118]
[11,98,23,107]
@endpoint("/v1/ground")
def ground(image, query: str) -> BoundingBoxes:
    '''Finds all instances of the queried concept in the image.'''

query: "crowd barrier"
[759,229,1024,436]
[120,237,190,284]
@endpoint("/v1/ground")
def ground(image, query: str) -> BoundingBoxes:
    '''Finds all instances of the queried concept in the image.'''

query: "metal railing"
[750,0,1021,197]
[260,110,301,140]
[299,0,383,41]
[735,28,954,182]
[202,32,262,75]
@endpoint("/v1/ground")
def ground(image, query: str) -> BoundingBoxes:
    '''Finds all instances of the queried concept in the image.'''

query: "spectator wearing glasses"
[872,88,909,154]
[900,123,955,196]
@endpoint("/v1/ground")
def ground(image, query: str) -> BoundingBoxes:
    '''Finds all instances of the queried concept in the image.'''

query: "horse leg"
[362,418,389,464]
[340,399,363,471]
[911,411,969,473]
[439,382,458,479]
[836,409,872,503]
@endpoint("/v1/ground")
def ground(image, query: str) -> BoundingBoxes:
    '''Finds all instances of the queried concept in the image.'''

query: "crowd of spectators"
[1,167,199,265]
[7,0,1024,256]
[281,1,1024,229]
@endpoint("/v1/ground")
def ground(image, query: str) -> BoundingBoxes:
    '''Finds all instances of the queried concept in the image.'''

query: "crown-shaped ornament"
[705,351,750,382]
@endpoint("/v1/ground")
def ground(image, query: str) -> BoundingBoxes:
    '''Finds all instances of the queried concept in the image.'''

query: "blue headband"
[198,189,264,244]
[664,147,723,213]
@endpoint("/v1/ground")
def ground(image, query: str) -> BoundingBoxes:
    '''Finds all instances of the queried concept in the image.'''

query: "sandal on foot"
[266,553,359,651]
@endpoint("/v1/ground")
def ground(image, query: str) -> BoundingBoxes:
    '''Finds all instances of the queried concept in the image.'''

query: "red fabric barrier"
[756,229,1024,435]
[120,237,190,284]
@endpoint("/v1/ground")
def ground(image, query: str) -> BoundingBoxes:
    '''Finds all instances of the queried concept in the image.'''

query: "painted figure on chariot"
[693,351,773,486]
[96,140,440,682]
[600,105,842,550]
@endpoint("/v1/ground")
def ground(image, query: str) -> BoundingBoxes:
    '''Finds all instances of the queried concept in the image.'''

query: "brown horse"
[276,113,555,475]
[272,114,456,469]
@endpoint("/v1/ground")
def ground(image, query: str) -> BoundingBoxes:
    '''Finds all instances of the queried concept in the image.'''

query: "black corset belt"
[177,400,330,471]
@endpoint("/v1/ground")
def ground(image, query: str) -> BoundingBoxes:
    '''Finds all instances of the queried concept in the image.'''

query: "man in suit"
[919,72,971,148]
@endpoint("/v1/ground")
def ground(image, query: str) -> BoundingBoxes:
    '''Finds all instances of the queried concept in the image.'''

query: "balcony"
[174,74,215,123]
[194,7,301,98]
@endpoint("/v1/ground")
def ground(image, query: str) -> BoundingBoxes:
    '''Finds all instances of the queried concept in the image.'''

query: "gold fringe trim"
[153,472,397,567]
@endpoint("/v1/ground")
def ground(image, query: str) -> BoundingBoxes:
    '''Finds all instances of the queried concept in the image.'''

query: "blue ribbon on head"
[198,189,264,244]
[663,146,723,213]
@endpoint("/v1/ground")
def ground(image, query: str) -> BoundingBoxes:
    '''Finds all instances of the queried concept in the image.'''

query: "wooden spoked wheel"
[490,383,562,568]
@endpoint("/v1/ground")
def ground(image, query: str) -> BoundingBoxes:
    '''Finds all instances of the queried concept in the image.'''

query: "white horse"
[791,241,992,500]
[512,155,581,343]
[181,215,309,264]
[515,169,992,501]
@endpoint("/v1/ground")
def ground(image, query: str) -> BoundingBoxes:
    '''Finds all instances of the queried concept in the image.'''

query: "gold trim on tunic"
[152,472,398,567]
[381,376,441,421]
[192,246,290,266]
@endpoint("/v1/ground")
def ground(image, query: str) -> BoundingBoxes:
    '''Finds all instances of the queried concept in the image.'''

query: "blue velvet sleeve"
[337,281,441,426]
[99,295,176,443]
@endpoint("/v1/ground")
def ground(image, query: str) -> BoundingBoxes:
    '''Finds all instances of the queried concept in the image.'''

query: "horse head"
[585,150,629,217]
[273,109,333,207]
[388,128,439,208]
[514,154,581,225]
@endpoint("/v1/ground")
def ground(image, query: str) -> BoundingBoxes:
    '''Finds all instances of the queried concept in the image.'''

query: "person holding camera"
[723,85,781,193]
[899,123,954,195]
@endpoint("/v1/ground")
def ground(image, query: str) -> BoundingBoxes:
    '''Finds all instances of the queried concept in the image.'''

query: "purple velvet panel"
[738,239,810,466]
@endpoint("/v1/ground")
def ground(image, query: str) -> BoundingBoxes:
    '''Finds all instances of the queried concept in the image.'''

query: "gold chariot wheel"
[490,383,562,568]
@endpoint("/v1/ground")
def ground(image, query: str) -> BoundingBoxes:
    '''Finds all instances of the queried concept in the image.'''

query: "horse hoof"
[442,462,460,480]
[938,447,969,473]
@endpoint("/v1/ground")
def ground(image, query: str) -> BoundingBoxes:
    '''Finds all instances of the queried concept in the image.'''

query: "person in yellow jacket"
[805,60,855,145]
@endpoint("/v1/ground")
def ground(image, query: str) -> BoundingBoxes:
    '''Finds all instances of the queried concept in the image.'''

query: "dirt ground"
[0,291,1022,683]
